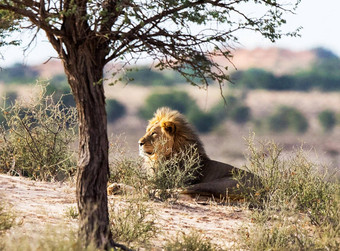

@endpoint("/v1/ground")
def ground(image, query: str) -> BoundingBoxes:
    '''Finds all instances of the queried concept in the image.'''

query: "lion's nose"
[139,141,144,146]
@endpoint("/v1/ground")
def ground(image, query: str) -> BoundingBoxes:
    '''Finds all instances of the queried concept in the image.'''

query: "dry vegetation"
[1,134,338,250]
[0,82,339,250]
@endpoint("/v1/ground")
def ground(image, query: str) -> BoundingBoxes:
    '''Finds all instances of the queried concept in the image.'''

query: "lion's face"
[138,121,176,159]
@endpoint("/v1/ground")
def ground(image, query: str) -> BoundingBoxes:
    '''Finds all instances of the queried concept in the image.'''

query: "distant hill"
[214,47,319,75]
[1,47,337,80]
[32,59,65,78]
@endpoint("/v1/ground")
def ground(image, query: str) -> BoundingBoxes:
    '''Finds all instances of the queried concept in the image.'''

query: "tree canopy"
[1,0,300,86]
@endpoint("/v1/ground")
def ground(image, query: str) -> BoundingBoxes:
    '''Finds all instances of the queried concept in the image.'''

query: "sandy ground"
[0,174,250,250]
[0,174,78,231]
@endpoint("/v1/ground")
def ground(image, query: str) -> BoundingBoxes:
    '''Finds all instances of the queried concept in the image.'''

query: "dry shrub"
[108,135,148,193]
[108,137,157,248]
[235,134,340,250]
[147,143,202,200]
[0,84,77,181]
[165,230,221,251]
[109,196,157,247]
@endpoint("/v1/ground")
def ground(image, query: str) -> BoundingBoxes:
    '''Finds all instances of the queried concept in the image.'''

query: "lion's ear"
[161,121,176,135]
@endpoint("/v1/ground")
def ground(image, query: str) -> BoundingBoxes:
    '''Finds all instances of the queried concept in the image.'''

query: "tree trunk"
[61,44,112,248]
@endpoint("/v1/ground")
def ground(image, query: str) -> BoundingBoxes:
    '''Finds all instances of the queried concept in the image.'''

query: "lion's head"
[138,107,207,162]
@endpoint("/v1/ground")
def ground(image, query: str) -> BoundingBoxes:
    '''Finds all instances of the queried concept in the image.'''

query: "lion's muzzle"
[138,139,152,157]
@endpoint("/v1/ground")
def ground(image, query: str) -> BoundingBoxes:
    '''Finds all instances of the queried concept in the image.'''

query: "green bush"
[231,68,278,90]
[109,138,202,201]
[230,105,251,124]
[230,50,340,92]
[267,106,308,133]
[187,108,216,133]
[45,80,75,107]
[1,91,18,125]
[209,95,238,124]
[318,110,336,132]
[210,95,251,125]
[139,90,197,120]
[0,63,39,84]
[106,99,126,123]
[124,67,173,86]
[0,85,77,181]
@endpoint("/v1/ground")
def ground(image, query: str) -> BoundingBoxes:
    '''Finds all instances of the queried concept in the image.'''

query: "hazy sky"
[1,0,339,67]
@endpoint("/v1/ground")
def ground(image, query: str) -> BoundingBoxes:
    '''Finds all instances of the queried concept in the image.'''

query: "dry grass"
[1,83,339,250]
[1,225,97,251]
[0,199,16,236]
[165,230,222,251]
[234,134,340,250]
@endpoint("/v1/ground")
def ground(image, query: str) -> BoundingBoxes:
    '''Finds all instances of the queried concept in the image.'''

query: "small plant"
[165,230,219,251]
[147,143,202,200]
[109,197,157,247]
[318,109,336,132]
[0,199,16,236]
[64,206,79,219]
[0,84,77,181]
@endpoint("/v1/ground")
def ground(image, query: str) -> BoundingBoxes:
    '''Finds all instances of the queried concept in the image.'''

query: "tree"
[0,0,301,248]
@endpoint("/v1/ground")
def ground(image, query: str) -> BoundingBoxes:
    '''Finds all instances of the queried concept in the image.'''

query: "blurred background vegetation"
[1,47,340,135]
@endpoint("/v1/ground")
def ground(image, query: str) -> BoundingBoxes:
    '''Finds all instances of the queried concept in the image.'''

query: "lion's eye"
[151,132,156,136]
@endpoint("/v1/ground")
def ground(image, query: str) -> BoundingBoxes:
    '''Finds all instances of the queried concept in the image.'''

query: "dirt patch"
[1,174,250,249]
[0,174,77,231]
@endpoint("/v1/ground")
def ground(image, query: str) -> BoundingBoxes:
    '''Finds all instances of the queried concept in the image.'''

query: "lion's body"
[138,107,253,198]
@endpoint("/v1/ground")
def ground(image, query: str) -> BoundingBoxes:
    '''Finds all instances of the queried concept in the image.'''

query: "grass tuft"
[109,196,157,247]
[0,199,16,236]
[64,205,79,219]
[165,230,220,251]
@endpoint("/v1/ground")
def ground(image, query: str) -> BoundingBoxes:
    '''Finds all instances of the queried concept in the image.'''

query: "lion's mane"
[146,107,208,160]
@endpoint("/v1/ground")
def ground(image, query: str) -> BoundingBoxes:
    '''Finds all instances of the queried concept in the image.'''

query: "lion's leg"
[107,183,136,195]
[182,176,250,200]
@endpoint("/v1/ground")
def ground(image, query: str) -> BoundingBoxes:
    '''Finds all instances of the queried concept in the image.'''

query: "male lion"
[138,107,253,199]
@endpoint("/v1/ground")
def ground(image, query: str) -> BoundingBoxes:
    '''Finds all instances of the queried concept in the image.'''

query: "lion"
[138,106,254,199]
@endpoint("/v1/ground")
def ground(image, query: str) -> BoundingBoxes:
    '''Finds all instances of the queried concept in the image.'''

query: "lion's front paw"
[107,183,135,195]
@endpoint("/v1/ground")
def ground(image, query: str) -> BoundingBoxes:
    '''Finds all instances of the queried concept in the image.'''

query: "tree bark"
[60,42,112,248]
